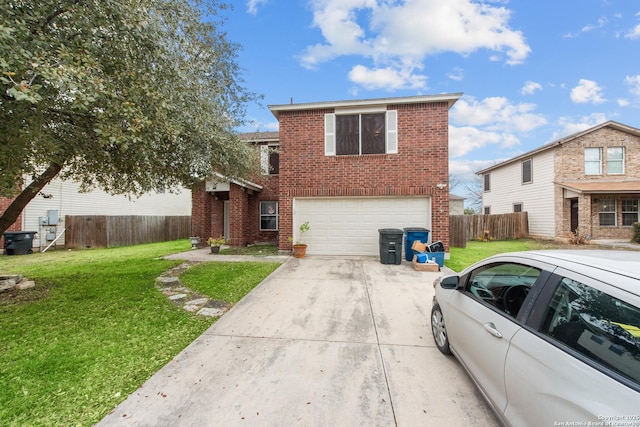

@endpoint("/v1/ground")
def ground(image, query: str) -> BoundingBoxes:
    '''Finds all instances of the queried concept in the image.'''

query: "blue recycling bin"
[403,227,430,261]
[427,241,445,267]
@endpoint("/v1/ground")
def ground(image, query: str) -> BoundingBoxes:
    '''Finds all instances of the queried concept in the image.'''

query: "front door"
[570,198,578,233]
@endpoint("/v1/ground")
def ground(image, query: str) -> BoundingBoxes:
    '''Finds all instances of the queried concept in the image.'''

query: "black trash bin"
[378,228,403,265]
[403,227,430,261]
[3,231,37,255]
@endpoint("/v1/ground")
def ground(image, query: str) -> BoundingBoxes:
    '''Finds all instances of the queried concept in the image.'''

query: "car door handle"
[483,322,503,338]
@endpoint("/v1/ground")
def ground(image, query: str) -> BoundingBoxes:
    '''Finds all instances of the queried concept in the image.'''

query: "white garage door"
[294,197,431,256]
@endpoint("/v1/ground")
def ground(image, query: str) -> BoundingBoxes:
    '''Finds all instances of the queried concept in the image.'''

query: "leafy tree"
[0,0,259,234]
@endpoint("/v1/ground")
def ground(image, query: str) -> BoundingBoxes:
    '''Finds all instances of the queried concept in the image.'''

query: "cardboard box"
[412,255,439,272]
[411,240,427,253]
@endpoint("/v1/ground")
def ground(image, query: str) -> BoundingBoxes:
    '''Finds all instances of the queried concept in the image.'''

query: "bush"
[568,226,589,245]
[632,222,640,243]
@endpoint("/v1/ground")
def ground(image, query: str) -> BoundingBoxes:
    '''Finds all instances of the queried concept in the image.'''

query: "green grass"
[181,262,281,304]
[445,238,559,272]
[0,240,278,426]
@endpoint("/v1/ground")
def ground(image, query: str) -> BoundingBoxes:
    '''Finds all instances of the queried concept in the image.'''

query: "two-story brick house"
[477,121,640,241]
[191,93,461,256]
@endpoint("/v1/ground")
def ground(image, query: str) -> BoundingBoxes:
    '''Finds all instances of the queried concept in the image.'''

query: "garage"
[293,197,431,256]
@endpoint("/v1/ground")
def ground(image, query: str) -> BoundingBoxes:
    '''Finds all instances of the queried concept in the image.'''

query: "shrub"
[631,222,640,243]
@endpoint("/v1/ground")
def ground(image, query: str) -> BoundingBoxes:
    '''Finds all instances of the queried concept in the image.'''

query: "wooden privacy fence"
[65,215,191,249]
[449,212,529,248]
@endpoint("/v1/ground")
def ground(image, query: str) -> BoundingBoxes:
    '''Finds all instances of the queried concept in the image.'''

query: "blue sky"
[223,0,640,193]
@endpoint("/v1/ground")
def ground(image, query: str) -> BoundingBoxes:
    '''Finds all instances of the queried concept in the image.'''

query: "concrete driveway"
[98,256,498,426]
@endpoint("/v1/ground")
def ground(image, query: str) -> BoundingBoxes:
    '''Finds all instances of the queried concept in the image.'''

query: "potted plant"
[289,221,310,258]
[207,236,226,254]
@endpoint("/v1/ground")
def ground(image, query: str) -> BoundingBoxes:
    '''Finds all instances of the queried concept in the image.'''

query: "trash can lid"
[378,228,403,234]
[403,227,429,232]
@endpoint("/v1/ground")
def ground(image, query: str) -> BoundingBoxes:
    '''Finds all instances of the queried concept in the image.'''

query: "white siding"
[21,177,191,247]
[482,150,556,238]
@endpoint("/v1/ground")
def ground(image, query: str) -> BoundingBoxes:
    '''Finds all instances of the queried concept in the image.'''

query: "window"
[484,206,491,215]
[324,111,397,156]
[513,203,523,213]
[260,145,279,175]
[607,147,624,175]
[466,262,541,317]
[522,159,532,184]
[599,199,616,226]
[622,199,638,226]
[483,173,490,192]
[260,202,278,231]
[584,147,602,175]
[540,277,640,388]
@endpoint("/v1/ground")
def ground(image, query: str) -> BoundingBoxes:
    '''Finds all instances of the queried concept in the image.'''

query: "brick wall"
[277,102,451,251]
[554,126,640,239]
[0,196,23,250]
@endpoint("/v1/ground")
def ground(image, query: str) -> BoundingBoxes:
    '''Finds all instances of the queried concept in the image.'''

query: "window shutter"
[386,110,397,154]
[260,145,269,175]
[325,113,335,156]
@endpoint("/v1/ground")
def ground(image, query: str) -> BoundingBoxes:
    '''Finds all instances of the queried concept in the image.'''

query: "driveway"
[98,256,498,426]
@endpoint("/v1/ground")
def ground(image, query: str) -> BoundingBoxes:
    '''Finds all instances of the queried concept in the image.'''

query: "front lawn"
[0,240,280,426]
[445,238,562,272]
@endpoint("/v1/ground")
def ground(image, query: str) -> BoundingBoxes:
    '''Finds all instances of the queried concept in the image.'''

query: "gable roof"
[476,121,640,175]
[268,93,463,120]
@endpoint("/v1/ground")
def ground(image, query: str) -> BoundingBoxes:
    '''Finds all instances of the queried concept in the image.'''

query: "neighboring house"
[449,194,465,215]
[1,177,191,250]
[477,121,640,240]
[191,93,461,255]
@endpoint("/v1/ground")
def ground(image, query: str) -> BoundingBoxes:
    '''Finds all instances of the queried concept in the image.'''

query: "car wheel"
[431,304,451,355]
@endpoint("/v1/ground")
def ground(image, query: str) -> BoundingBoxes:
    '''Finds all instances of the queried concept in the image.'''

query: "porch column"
[229,184,248,247]
[191,181,212,246]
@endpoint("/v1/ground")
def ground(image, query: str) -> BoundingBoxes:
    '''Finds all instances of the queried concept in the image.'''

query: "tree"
[465,175,483,213]
[0,0,259,234]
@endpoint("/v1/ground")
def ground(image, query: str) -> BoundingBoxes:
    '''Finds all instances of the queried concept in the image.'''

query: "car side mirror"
[439,275,459,290]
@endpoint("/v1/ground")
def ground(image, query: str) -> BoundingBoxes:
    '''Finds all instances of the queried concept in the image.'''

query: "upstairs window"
[483,173,490,192]
[260,145,279,175]
[607,147,624,175]
[325,110,397,156]
[599,199,616,226]
[584,147,602,175]
[522,159,532,184]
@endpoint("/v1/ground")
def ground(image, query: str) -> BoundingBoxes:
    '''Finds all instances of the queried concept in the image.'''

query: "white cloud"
[570,79,606,104]
[554,113,609,139]
[448,126,502,157]
[299,0,530,89]
[625,74,640,98]
[447,66,464,81]
[618,98,630,107]
[451,96,547,133]
[521,81,542,95]
[581,17,607,33]
[247,0,268,15]
[348,64,427,90]
[625,24,640,39]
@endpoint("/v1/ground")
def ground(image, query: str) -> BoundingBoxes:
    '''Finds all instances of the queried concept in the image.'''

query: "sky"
[221,0,640,199]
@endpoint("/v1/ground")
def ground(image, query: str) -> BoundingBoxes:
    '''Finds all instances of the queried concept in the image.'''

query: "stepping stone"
[169,293,188,301]
[197,307,224,317]
[156,277,180,285]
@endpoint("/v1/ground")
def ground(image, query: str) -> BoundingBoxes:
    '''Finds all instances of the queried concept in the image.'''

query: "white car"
[431,250,640,427]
